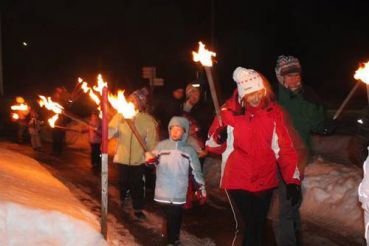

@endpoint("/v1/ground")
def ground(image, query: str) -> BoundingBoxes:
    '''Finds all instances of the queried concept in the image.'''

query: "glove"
[322,119,337,135]
[144,152,158,166]
[286,184,301,206]
[195,186,207,205]
[214,126,227,144]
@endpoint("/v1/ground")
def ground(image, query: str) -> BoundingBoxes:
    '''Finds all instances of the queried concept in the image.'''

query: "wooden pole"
[204,66,222,125]
[124,118,148,152]
[333,82,360,120]
[101,86,108,239]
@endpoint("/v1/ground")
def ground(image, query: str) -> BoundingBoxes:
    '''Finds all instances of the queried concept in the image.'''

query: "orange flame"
[11,103,29,111]
[79,76,103,106]
[94,74,108,95]
[38,95,64,114]
[108,90,137,119]
[192,41,216,67]
[12,113,19,120]
[354,61,369,85]
[48,114,59,128]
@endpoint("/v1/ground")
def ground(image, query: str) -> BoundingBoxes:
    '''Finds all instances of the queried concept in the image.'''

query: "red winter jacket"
[206,92,301,192]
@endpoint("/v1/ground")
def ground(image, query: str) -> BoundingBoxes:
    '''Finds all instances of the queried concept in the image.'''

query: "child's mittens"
[144,151,158,166]
[195,186,207,205]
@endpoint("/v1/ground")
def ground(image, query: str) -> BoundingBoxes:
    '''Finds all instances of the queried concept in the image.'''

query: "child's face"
[170,125,185,141]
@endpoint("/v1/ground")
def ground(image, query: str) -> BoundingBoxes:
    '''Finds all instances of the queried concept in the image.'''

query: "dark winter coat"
[277,84,326,152]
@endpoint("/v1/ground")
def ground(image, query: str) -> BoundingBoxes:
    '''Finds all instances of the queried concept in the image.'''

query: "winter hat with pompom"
[233,67,264,99]
[275,55,302,84]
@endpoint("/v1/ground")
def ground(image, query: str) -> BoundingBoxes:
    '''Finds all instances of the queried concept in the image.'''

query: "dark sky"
[2,0,369,107]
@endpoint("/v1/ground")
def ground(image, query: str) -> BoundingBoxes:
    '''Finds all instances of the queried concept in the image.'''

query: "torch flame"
[94,74,108,95]
[12,113,19,120]
[48,114,59,128]
[38,95,64,114]
[192,41,216,67]
[354,61,369,85]
[11,103,29,111]
[108,90,137,119]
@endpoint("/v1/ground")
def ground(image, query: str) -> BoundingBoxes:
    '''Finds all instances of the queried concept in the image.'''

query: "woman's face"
[244,89,265,107]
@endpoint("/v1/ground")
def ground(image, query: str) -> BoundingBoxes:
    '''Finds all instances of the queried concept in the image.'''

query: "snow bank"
[0,147,106,246]
[301,157,364,244]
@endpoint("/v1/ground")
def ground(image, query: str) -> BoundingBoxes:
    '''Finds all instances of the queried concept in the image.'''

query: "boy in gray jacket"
[145,116,206,246]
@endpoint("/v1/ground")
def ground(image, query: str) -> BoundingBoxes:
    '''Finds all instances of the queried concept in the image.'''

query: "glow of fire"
[79,77,103,105]
[11,103,29,111]
[12,113,19,120]
[354,61,369,85]
[48,114,59,128]
[93,74,108,95]
[108,90,137,119]
[38,95,64,114]
[192,41,216,67]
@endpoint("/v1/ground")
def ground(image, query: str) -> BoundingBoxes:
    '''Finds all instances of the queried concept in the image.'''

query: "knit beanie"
[129,87,149,111]
[232,67,264,99]
[275,55,302,84]
[185,83,200,99]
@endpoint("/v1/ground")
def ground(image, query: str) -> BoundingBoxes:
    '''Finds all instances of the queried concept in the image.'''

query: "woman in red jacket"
[206,67,301,246]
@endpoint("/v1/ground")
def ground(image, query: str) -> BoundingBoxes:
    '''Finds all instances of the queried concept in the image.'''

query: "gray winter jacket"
[152,116,205,204]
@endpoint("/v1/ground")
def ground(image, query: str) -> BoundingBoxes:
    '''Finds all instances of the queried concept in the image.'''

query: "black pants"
[228,189,273,246]
[90,143,101,167]
[118,164,145,210]
[52,128,65,154]
[161,203,183,244]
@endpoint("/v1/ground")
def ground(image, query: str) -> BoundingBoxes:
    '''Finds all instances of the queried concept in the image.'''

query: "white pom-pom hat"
[233,67,264,99]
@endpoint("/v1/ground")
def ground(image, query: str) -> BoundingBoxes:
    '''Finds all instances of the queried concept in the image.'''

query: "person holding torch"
[108,87,158,220]
[206,67,301,246]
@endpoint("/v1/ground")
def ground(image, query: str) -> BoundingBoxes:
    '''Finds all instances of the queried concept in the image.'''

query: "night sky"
[2,0,369,108]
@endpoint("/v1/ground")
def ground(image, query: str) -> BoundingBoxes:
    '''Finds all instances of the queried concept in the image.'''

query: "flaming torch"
[333,61,369,120]
[192,41,222,124]
[38,95,96,130]
[10,97,30,122]
[108,90,148,151]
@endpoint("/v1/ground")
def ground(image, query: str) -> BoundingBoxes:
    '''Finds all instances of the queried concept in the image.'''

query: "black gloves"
[214,126,227,144]
[286,184,301,206]
[322,119,337,135]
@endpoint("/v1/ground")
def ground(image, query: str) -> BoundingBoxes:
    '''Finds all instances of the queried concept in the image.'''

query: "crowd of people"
[108,55,332,246]
[10,55,335,246]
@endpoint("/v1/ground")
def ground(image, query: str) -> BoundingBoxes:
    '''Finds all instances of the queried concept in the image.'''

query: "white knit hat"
[233,67,264,98]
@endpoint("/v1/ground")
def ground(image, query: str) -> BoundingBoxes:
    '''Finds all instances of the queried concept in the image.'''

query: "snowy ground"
[1,130,368,245]
[0,146,138,246]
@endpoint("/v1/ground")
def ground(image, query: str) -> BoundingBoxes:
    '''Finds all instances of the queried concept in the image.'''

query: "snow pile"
[301,157,364,243]
[0,147,107,246]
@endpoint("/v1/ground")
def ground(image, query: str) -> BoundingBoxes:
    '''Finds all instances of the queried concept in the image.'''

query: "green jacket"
[108,112,158,165]
[277,84,326,152]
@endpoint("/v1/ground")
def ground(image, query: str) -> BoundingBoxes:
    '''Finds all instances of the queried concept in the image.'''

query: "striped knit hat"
[275,55,302,84]
[129,87,149,111]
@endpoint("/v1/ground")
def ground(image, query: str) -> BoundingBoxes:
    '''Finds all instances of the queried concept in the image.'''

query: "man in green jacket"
[274,55,328,246]
[109,87,158,220]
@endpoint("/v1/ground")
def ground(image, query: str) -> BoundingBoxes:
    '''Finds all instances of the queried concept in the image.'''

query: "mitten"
[144,152,158,166]
[286,184,301,206]
[214,126,227,144]
[195,186,207,205]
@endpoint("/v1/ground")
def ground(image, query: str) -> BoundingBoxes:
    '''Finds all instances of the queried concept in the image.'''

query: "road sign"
[153,78,164,86]
[142,67,156,79]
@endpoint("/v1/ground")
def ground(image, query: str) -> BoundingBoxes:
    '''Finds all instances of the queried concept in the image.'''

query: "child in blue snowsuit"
[145,116,206,245]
